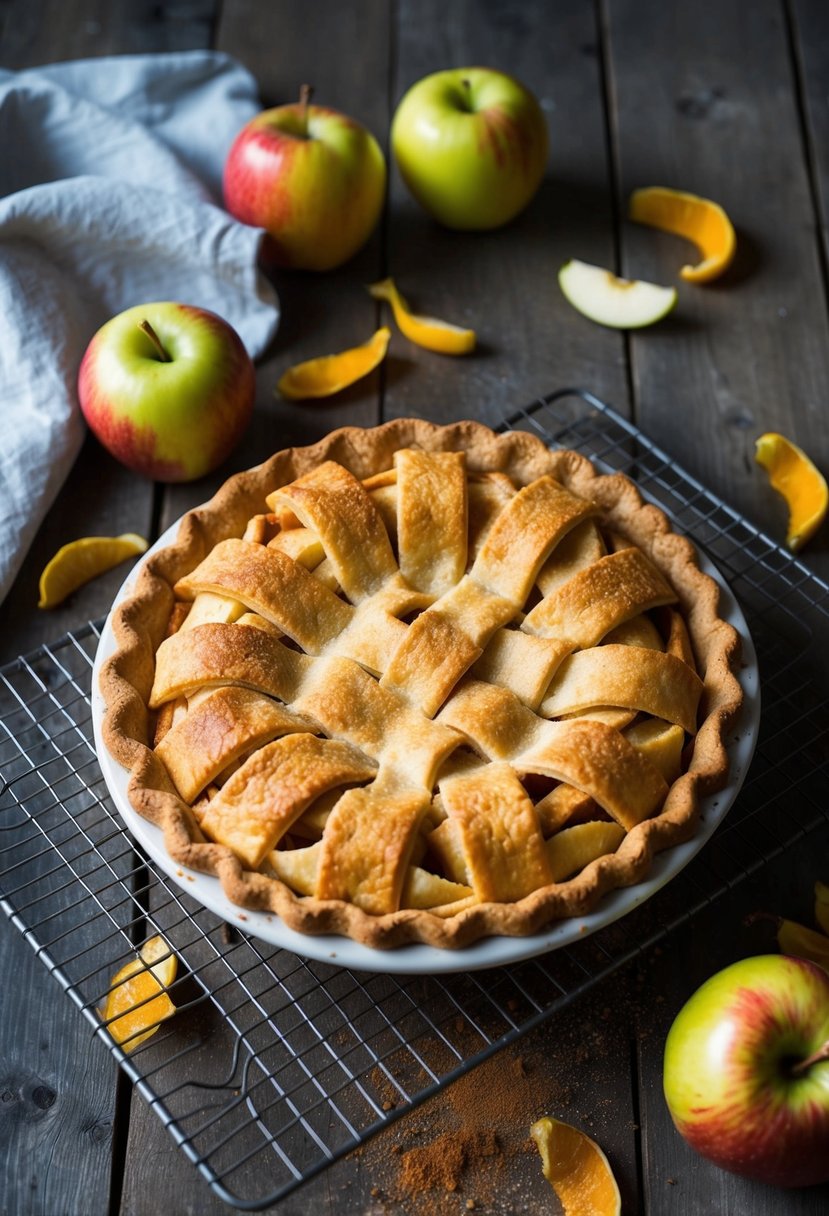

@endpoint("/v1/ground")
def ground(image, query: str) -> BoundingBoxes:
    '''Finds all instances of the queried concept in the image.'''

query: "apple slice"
[558,259,677,328]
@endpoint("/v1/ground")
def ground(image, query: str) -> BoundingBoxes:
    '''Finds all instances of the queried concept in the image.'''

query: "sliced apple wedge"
[558,259,677,329]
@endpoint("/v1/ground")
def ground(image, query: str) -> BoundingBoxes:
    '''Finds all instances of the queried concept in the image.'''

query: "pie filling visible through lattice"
[100,420,744,949]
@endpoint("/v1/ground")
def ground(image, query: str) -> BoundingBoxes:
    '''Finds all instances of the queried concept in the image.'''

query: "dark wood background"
[1,1,828,1213]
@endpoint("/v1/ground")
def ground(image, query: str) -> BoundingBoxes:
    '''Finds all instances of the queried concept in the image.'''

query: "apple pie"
[100,419,743,949]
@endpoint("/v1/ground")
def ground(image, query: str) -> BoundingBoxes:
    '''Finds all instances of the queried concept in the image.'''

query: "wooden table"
[2,2,829,1213]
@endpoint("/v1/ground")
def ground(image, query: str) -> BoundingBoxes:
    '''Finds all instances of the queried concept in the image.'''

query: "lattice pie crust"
[100,419,743,949]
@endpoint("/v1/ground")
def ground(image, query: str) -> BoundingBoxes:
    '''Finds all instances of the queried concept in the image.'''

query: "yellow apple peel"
[368,278,475,354]
[755,431,828,551]
[38,533,148,609]
[100,935,178,1052]
[531,1115,621,1216]
[276,327,391,400]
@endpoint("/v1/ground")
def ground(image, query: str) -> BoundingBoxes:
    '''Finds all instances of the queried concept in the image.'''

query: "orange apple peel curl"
[38,533,148,609]
[368,277,476,354]
[531,1115,621,1216]
[100,935,178,1053]
[755,431,828,551]
[777,918,829,972]
[629,186,736,283]
[276,327,391,400]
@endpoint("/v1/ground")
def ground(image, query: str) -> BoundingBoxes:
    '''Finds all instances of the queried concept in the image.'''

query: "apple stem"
[138,319,170,363]
[791,1040,829,1077]
[298,83,314,137]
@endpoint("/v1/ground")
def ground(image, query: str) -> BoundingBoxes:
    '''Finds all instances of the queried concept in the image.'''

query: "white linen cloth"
[0,51,279,604]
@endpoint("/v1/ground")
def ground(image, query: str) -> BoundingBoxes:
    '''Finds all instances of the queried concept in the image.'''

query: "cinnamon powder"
[356,1043,560,1213]
[351,960,645,1213]
[399,1127,500,1195]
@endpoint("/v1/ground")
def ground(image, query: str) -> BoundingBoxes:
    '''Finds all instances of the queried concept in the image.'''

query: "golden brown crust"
[99,419,744,950]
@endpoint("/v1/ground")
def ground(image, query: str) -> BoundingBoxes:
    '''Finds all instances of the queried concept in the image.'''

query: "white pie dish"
[91,505,759,975]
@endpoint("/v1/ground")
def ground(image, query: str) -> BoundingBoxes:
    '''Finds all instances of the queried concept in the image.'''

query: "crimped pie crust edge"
[99,418,744,950]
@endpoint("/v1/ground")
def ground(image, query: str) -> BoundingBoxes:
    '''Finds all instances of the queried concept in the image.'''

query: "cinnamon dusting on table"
[358,1044,557,1213]
[399,1127,500,1195]
[351,956,657,1213]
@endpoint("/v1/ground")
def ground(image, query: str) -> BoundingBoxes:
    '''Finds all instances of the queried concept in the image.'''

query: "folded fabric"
[0,51,279,605]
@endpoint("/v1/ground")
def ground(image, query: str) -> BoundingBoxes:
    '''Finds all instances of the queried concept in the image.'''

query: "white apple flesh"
[559,259,677,328]
[663,954,829,1188]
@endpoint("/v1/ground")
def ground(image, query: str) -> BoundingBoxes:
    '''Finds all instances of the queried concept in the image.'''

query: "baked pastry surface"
[100,419,743,949]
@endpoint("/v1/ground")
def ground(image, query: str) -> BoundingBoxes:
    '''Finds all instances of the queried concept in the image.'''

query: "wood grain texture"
[605,0,829,582]
[154,0,395,535]
[0,5,198,1213]
[385,0,630,429]
[0,437,154,666]
[793,0,829,265]
[0,0,219,64]
[636,826,829,1214]
[2,2,829,1214]
[0,934,117,1216]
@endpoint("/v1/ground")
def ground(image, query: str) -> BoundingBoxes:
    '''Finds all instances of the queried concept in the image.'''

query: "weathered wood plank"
[791,0,829,357]
[0,6,219,1216]
[0,0,219,63]
[384,0,630,429]
[0,936,117,1216]
[158,0,392,536]
[0,437,154,666]
[119,4,643,1214]
[605,0,829,581]
[120,3,390,1211]
[791,0,829,565]
[636,826,829,1214]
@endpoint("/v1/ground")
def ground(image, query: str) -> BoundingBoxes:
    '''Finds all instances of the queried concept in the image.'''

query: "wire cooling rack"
[2,388,828,1210]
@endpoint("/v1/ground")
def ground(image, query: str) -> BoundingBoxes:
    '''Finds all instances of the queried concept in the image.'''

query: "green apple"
[223,87,386,271]
[391,67,548,230]
[78,302,255,482]
[558,259,677,328]
[663,954,829,1187]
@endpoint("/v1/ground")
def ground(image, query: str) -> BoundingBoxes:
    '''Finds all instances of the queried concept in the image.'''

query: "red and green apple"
[223,87,386,271]
[663,954,829,1188]
[78,302,255,483]
[390,67,548,230]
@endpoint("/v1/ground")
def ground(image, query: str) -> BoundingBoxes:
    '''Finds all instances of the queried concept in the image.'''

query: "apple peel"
[629,186,736,283]
[100,935,178,1052]
[531,1115,621,1216]
[368,277,476,355]
[38,533,148,609]
[755,431,828,551]
[777,917,829,972]
[276,327,391,400]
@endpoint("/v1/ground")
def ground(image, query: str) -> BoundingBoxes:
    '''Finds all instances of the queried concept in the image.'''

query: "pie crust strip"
[438,680,668,831]
[199,733,377,869]
[540,644,703,733]
[267,461,398,601]
[155,686,316,803]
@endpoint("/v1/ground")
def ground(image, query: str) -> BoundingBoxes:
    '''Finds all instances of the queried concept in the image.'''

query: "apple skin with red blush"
[223,95,386,272]
[663,954,829,1188]
[78,302,255,483]
[390,67,548,230]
